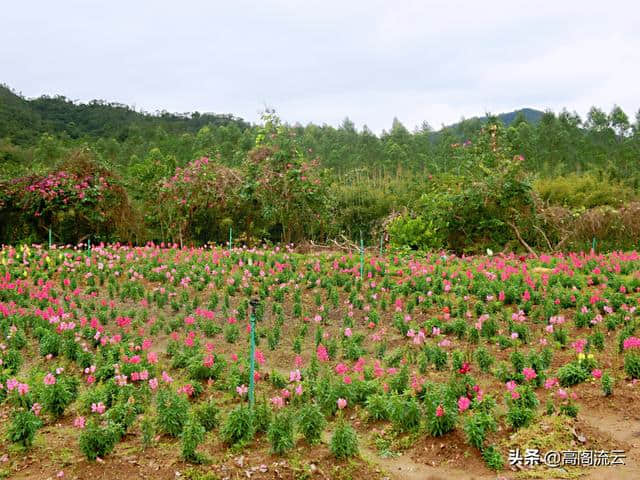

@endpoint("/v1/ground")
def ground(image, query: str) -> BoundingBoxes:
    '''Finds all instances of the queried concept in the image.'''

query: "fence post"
[87,237,91,257]
[249,298,258,409]
[360,231,364,279]
[229,227,233,253]
[379,233,383,257]
[49,228,52,249]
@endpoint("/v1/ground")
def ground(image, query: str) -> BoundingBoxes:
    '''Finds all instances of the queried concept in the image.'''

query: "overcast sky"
[2,0,639,132]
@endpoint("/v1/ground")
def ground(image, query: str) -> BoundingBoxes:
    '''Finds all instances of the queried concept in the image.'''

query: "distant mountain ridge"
[1,83,545,145]
[442,108,545,132]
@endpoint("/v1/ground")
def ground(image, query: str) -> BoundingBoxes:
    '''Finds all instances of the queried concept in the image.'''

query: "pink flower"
[544,377,559,389]
[31,403,42,416]
[203,354,215,368]
[236,384,248,396]
[316,344,329,362]
[74,416,86,429]
[161,371,173,384]
[557,388,568,400]
[522,367,537,382]
[295,384,303,396]
[572,339,587,354]
[91,402,106,414]
[435,404,445,417]
[457,396,471,412]
[337,398,347,410]
[335,363,348,375]
[289,369,301,382]
[271,396,284,409]
[149,378,159,390]
[18,383,29,396]
[623,337,640,350]
[44,373,57,385]
[592,369,602,379]
[344,328,352,337]
[506,380,517,392]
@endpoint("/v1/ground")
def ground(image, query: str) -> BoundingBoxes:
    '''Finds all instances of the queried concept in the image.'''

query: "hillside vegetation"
[1,84,639,252]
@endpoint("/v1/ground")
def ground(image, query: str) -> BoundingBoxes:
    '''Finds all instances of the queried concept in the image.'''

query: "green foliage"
[427,404,456,437]
[389,395,422,432]
[624,352,640,379]
[601,372,614,396]
[388,215,445,250]
[156,389,190,437]
[220,405,254,446]
[40,375,77,418]
[482,445,505,471]
[330,419,359,459]
[181,415,206,463]
[297,403,326,444]
[141,415,155,449]
[79,420,121,460]
[463,411,497,450]
[7,409,42,447]
[267,410,295,455]
[535,173,636,209]
[557,361,590,387]
[365,394,391,422]
[194,398,219,432]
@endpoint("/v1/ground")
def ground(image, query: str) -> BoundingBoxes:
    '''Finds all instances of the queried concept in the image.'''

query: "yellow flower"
[587,354,594,360]
[578,353,585,361]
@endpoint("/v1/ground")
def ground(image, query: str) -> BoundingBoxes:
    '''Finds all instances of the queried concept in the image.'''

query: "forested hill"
[1,82,639,252]
[1,84,544,144]
[0,84,249,145]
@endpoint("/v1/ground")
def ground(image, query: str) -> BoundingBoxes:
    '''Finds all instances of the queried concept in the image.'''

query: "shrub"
[267,410,295,455]
[7,409,42,447]
[463,412,497,450]
[389,395,422,432]
[40,375,76,418]
[252,398,272,434]
[220,405,254,446]
[194,398,219,432]
[365,394,390,422]
[156,389,189,437]
[79,420,121,460]
[505,403,535,430]
[330,420,359,459]
[388,215,445,250]
[141,415,155,449]
[601,372,613,396]
[474,347,494,373]
[557,362,590,387]
[624,352,640,379]
[427,404,456,437]
[297,403,326,444]
[181,415,206,463]
[482,444,505,471]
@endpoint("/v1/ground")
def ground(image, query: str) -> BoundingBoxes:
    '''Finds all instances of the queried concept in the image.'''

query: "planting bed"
[0,244,639,479]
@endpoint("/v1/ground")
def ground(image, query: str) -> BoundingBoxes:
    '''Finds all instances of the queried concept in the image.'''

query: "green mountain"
[0,84,249,145]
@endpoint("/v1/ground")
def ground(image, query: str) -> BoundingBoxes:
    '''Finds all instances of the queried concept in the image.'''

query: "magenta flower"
[337,398,347,410]
[43,373,56,385]
[457,396,471,412]
[522,367,537,382]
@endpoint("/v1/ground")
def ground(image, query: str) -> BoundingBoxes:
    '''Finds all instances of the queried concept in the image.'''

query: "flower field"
[1,244,639,480]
